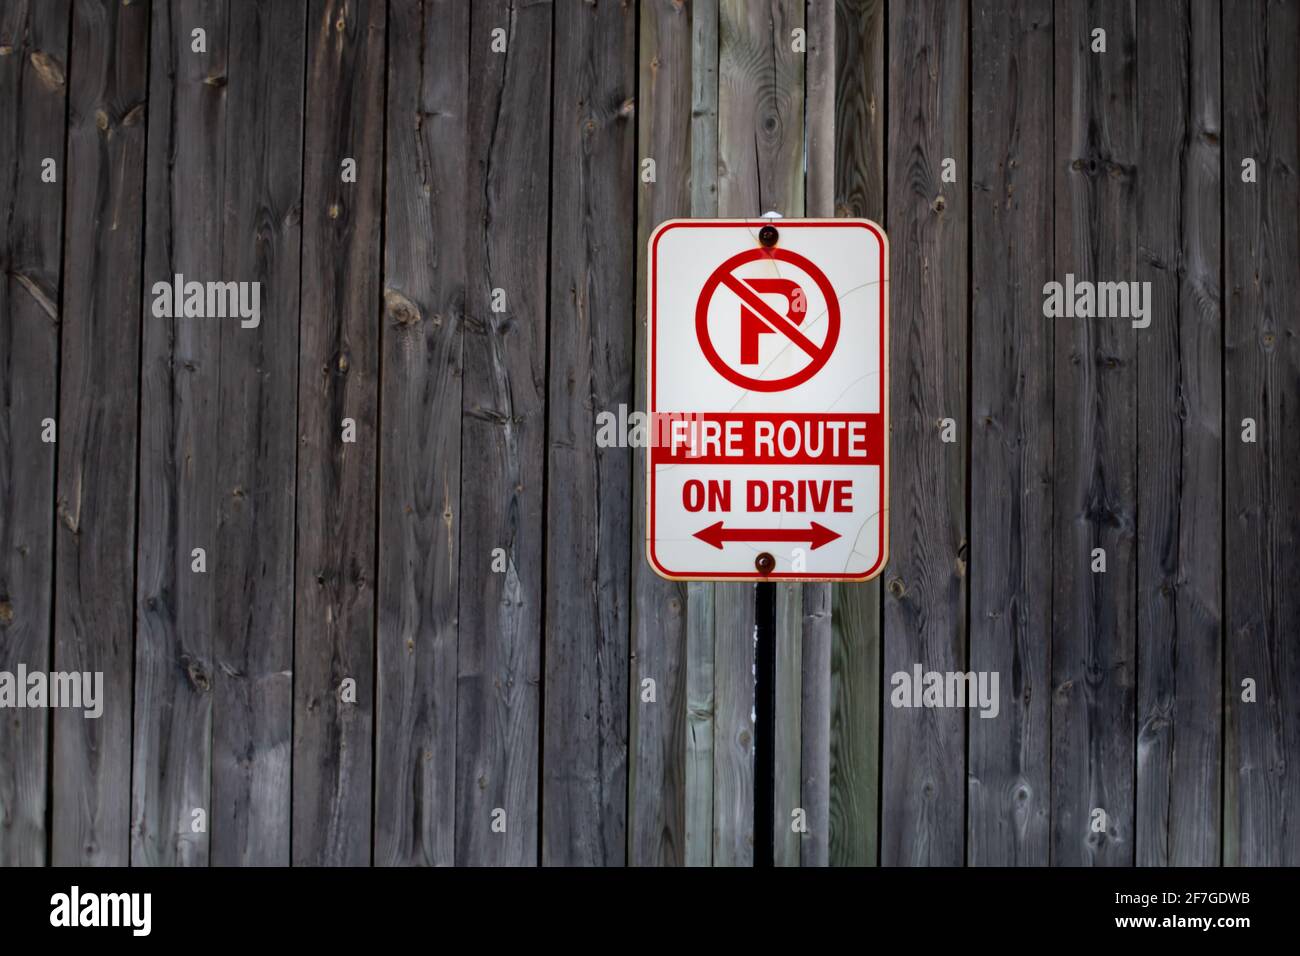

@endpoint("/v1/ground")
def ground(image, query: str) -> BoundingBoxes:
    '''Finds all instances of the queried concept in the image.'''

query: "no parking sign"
[646,218,889,582]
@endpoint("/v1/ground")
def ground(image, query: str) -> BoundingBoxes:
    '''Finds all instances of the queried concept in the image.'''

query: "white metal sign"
[646,218,889,582]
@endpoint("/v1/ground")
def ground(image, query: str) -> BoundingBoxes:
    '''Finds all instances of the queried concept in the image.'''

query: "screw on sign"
[646,218,889,582]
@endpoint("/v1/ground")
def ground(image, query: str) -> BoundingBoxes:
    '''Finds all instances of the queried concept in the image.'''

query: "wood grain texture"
[967,0,1053,867]
[684,581,715,866]
[51,0,150,867]
[711,580,755,865]
[683,0,719,869]
[774,582,800,865]
[829,0,884,869]
[542,0,635,868]
[1051,0,1138,867]
[628,0,691,867]
[1223,0,1300,867]
[799,0,834,869]
[457,0,551,867]
[0,0,69,867]
[292,0,385,866]
[374,0,465,869]
[210,0,304,867]
[882,0,969,866]
[1134,0,1222,868]
[715,0,804,867]
[134,0,227,867]
[718,0,804,216]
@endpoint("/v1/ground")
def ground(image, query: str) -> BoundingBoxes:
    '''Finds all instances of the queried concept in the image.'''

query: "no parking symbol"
[647,218,890,582]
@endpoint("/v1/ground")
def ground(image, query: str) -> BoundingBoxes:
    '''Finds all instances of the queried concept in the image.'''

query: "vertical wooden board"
[51,0,149,867]
[0,0,69,867]
[293,0,385,866]
[830,581,879,864]
[829,0,884,868]
[133,0,227,868]
[882,0,968,866]
[715,0,804,867]
[684,0,719,870]
[718,0,804,215]
[1134,0,1222,868]
[373,0,465,869]
[799,0,835,869]
[1223,0,1300,867]
[711,582,755,865]
[457,0,550,867]
[210,0,305,867]
[542,0,636,868]
[774,582,801,865]
[629,0,691,867]
[967,0,1053,867]
[684,582,715,866]
[1050,0,1138,867]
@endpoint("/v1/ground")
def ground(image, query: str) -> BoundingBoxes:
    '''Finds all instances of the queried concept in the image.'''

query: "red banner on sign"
[650,412,882,465]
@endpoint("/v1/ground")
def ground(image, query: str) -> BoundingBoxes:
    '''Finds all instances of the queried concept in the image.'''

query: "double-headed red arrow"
[693,521,840,551]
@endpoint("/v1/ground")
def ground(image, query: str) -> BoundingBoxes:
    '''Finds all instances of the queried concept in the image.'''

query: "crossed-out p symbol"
[740,279,806,364]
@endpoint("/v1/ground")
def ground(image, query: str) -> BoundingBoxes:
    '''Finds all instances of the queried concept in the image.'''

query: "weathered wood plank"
[684,582,715,866]
[718,0,804,216]
[292,0,385,866]
[1223,0,1300,867]
[684,0,719,869]
[711,580,755,865]
[542,0,635,867]
[967,0,1053,867]
[133,0,227,868]
[830,577,879,864]
[373,0,465,869]
[715,0,804,867]
[882,0,969,866]
[210,0,304,867]
[799,0,835,869]
[829,0,884,869]
[629,0,691,867]
[1134,0,1222,868]
[457,0,550,867]
[1051,0,1138,867]
[51,0,150,867]
[774,582,801,865]
[0,0,69,867]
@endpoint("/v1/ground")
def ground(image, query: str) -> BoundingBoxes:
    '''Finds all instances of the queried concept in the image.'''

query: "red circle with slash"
[695,246,841,392]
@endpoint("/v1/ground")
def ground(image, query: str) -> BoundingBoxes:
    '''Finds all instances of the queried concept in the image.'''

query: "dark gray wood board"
[1051,0,1138,868]
[829,0,884,869]
[881,0,969,866]
[0,0,69,867]
[629,0,692,867]
[210,0,305,867]
[134,0,228,867]
[1133,0,1222,868]
[374,0,466,869]
[292,0,385,867]
[1223,0,1300,867]
[51,0,150,867]
[967,0,1053,867]
[456,0,551,867]
[542,0,636,868]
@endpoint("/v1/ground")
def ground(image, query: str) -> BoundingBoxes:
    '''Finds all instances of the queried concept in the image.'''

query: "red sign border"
[646,218,890,583]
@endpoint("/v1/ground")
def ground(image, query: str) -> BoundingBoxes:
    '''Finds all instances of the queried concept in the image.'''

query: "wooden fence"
[0,0,1296,866]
